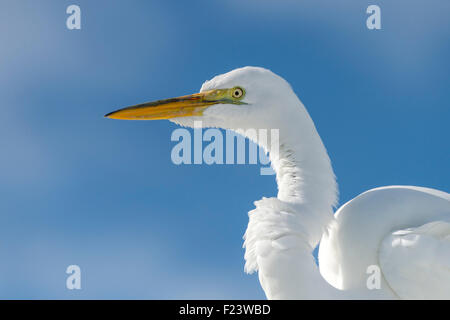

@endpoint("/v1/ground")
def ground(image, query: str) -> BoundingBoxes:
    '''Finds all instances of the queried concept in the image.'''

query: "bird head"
[105,66,301,131]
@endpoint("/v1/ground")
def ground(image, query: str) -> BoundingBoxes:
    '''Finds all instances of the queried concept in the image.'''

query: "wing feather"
[379,220,450,299]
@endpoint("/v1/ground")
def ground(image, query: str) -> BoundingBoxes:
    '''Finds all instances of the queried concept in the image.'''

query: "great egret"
[106,67,450,299]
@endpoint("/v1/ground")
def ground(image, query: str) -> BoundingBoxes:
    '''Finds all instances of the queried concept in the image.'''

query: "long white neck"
[270,111,337,208]
[243,99,340,299]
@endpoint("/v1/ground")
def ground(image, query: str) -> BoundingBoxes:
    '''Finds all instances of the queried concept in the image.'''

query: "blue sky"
[0,0,448,299]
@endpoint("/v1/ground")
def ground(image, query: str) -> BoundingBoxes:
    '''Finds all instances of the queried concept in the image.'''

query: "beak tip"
[104,111,115,119]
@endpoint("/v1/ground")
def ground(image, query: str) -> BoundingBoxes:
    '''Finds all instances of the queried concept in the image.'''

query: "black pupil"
[234,90,240,96]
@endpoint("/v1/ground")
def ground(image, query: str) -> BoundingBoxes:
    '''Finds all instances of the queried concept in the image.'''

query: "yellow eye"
[231,87,244,99]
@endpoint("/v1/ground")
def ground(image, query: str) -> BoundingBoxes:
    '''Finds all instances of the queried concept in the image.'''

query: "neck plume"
[243,99,339,299]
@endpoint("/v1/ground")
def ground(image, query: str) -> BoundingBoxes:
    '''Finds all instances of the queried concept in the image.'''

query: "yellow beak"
[105,89,243,120]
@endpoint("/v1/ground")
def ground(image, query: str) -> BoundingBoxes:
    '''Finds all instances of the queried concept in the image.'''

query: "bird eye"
[231,87,244,99]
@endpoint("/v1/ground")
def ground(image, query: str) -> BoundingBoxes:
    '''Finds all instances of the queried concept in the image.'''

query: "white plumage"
[108,66,450,299]
[319,186,450,299]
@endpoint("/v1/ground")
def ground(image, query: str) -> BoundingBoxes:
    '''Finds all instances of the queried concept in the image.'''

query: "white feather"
[170,67,450,299]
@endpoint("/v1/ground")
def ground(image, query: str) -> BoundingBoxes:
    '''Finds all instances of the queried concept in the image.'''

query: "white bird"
[106,67,450,299]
